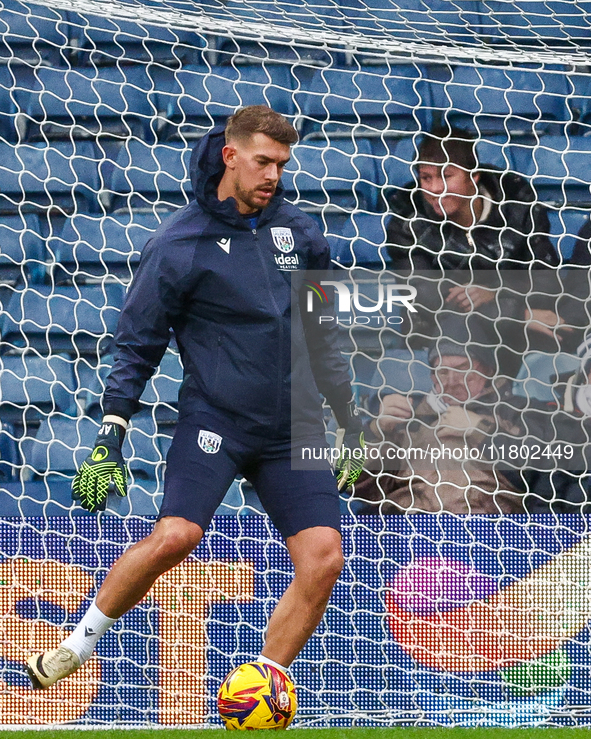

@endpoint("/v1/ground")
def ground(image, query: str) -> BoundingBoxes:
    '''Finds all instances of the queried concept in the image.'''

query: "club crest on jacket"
[271,227,294,253]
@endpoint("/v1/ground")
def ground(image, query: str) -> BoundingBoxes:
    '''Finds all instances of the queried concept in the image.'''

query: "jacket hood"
[189,125,285,228]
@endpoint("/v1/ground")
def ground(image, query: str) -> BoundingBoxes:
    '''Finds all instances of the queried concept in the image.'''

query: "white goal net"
[2,0,591,728]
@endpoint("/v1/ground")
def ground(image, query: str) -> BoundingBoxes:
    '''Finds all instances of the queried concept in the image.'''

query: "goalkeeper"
[26,105,364,689]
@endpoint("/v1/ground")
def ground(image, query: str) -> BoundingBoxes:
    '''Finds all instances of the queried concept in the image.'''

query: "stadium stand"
[16,65,157,143]
[548,208,589,260]
[48,212,162,285]
[153,63,297,142]
[0,283,125,356]
[510,135,591,205]
[0,0,71,65]
[0,213,46,289]
[108,140,192,212]
[0,353,76,430]
[430,65,571,139]
[327,211,390,267]
[67,13,206,67]
[296,64,433,139]
[282,137,380,212]
[0,140,101,214]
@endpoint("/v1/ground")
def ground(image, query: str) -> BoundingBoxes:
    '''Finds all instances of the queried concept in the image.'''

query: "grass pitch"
[0,729,589,738]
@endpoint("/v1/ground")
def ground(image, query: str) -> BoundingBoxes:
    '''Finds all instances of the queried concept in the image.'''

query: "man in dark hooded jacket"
[386,127,557,274]
[27,106,364,693]
[386,126,572,375]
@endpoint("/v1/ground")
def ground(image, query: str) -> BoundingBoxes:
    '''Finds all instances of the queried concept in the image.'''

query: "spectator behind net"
[354,316,525,515]
[385,125,571,361]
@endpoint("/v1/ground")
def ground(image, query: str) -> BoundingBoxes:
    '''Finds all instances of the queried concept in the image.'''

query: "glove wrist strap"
[96,421,126,450]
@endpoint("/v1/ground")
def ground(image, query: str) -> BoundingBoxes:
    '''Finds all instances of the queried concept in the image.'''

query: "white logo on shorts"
[198,429,222,454]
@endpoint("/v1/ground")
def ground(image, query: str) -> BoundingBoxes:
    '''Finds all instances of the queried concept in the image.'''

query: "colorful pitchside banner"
[1,515,591,727]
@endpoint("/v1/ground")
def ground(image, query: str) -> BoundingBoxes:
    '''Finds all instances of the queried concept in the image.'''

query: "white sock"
[62,601,117,664]
[257,655,289,673]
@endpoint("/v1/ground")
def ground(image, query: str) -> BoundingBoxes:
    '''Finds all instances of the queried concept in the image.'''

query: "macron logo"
[217,238,231,254]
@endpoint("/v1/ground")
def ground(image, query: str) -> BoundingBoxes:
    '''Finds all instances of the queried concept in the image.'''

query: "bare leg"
[96,516,204,619]
[261,526,343,667]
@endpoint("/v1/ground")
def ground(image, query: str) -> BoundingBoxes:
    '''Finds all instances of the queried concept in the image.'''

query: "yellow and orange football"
[217,662,297,730]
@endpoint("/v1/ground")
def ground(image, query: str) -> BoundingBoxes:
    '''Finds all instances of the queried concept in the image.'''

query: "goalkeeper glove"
[334,399,365,491]
[72,421,128,513]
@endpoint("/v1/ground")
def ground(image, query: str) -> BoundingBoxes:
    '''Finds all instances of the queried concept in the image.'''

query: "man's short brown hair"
[225,105,298,146]
[418,124,477,172]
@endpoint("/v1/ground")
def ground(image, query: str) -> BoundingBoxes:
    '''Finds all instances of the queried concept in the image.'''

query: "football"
[217,662,297,730]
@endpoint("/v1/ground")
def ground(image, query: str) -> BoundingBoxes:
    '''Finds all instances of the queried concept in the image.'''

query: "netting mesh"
[2,0,591,728]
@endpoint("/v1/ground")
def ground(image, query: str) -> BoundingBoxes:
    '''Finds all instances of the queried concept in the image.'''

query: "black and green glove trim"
[72,422,128,513]
[334,399,366,491]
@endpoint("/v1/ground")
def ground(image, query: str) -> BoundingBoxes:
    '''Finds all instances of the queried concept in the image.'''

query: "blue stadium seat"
[338,0,484,45]
[0,283,125,356]
[328,212,390,267]
[366,348,432,410]
[0,141,101,215]
[510,136,591,205]
[476,136,513,173]
[282,138,380,212]
[480,0,591,48]
[547,208,589,261]
[332,274,405,357]
[380,135,418,194]
[0,0,71,66]
[0,422,18,482]
[512,351,582,402]
[25,414,97,481]
[16,66,156,142]
[567,213,591,265]
[49,212,162,285]
[216,477,265,516]
[77,354,113,420]
[297,64,432,140]
[68,13,206,67]
[215,0,346,64]
[0,353,76,428]
[433,65,571,139]
[350,353,380,407]
[567,72,591,135]
[0,65,17,142]
[0,214,46,288]
[154,64,296,142]
[109,141,192,213]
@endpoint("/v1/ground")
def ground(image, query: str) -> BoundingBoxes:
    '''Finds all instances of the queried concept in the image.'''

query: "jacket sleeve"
[386,187,441,272]
[302,225,355,426]
[530,201,559,267]
[102,235,191,421]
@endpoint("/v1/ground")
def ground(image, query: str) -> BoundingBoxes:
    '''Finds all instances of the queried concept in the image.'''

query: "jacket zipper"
[252,227,284,434]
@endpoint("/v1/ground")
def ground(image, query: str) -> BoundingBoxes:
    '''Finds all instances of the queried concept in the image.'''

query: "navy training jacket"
[102,126,353,439]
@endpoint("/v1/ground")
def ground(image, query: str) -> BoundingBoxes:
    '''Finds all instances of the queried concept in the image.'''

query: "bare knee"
[148,517,203,568]
[290,529,344,594]
[315,544,344,589]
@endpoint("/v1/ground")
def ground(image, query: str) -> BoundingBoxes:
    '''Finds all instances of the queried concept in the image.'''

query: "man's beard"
[236,181,275,211]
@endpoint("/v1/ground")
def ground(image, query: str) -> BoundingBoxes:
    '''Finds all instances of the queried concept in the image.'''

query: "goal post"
[1,0,591,728]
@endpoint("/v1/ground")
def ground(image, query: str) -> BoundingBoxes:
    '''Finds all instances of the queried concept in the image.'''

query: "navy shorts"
[158,404,340,539]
